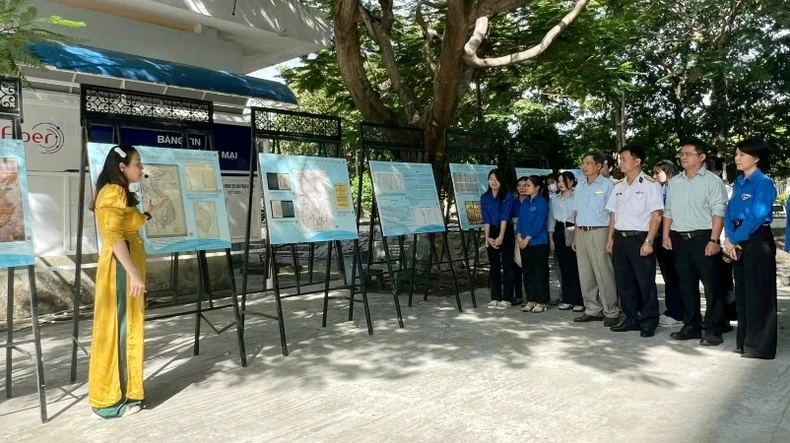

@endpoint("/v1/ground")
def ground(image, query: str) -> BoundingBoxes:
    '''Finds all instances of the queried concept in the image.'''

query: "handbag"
[564,226,574,247]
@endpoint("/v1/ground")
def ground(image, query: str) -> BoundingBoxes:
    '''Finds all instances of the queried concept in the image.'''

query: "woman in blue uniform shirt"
[722,139,778,359]
[481,169,516,309]
[517,175,551,313]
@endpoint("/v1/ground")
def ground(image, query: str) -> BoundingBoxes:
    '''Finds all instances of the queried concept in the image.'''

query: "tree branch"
[359,5,421,123]
[333,0,398,124]
[464,0,591,69]
[379,0,395,34]
[416,0,443,75]
[475,0,531,18]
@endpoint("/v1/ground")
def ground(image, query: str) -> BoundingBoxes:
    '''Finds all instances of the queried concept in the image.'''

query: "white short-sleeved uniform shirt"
[605,171,664,231]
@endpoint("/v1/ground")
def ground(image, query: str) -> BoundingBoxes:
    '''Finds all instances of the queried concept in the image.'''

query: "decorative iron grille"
[360,122,423,149]
[0,76,21,117]
[252,108,341,141]
[81,85,212,128]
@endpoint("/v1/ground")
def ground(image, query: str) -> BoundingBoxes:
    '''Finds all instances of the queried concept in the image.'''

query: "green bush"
[350,173,373,218]
[778,192,789,207]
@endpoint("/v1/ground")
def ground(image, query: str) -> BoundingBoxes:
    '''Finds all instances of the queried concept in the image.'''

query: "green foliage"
[778,193,789,207]
[0,0,85,80]
[350,172,373,218]
[284,0,790,177]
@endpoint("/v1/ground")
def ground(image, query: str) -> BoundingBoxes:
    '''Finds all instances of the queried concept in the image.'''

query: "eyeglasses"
[679,152,701,158]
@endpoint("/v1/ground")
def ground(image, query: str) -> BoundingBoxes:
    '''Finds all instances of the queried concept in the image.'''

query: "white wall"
[36,1,245,73]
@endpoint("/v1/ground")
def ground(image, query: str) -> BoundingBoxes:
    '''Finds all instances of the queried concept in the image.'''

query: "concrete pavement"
[1,280,789,443]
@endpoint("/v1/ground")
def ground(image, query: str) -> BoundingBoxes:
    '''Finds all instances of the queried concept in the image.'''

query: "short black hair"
[706,156,724,172]
[620,143,646,163]
[583,151,606,167]
[681,137,710,155]
[653,159,677,179]
[735,138,771,173]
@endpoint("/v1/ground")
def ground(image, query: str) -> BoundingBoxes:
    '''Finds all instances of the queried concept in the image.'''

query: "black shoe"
[733,347,743,354]
[723,323,734,333]
[512,298,524,307]
[610,322,640,332]
[670,328,702,341]
[549,298,562,306]
[640,330,655,338]
[700,334,723,346]
[603,317,620,328]
[573,314,604,323]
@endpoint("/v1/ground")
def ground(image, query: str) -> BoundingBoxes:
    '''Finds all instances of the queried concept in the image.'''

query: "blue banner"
[90,123,252,172]
[0,140,35,267]
[88,143,232,254]
[259,153,358,245]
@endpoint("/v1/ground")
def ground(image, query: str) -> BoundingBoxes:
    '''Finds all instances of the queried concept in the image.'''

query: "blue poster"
[0,140,35,267]
[369,161,445,237]
[449,163,495,231]
[515,168,553,179]
[258,153,359,245]
[88,143,232,254]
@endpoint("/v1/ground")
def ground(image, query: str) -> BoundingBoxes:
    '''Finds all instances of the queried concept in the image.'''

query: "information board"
[369,161,445,237]
[259,153,358,245]
[515,168,553,180]
[88,143,232,254]
[448,163,495,231]
[0,140,35,267]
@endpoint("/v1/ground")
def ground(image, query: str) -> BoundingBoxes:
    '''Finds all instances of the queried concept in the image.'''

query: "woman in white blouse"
[549,171,584,312]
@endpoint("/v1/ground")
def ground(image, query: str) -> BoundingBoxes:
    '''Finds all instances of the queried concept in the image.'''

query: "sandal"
[531,304,546,313]
[523,301,536,312]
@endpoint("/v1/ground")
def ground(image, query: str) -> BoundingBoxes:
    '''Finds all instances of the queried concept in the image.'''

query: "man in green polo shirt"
[662,138,729,346]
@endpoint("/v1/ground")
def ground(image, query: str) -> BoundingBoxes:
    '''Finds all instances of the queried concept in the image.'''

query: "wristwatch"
[644,238,654,246]
[709,239,720,245]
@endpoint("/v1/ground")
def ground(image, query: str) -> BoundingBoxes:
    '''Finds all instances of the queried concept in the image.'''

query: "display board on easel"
[448,163,493,231]
[236,109,374,361]
[0,75,48,424]
[0,140,35,266]
[358,122,463,314]
[515,167,553,179]
[87,143,232,253]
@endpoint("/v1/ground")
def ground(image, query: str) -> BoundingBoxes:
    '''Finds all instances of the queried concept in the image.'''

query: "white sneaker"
[487,300,499,309]
[496,301,512,310]
[659,314,682,326]
[572,305,585,312]
[558,303,573,310]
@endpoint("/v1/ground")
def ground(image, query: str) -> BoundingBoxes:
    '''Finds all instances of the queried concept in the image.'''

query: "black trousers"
[671,230,725,334]
[656,241,683,320]
[520,243,550,303]
[719,258,738,320]
[734,226,777,359]
[613,232,659,332]
[552,226,583,306]
[487,223,515,302]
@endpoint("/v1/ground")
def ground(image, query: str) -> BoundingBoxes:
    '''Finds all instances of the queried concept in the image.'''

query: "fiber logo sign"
[1,122,65,154]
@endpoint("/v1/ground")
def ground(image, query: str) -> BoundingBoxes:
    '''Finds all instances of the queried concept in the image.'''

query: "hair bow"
[113,147,127,158]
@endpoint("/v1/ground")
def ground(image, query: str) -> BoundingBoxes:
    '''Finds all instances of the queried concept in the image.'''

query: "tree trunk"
[424,2,471,161]
[669,77,686,142]
[334,0,400,126]
[710,74,729,157]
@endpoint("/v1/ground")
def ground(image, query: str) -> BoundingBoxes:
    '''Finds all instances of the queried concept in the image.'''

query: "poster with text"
[515,168,553,180]
[369,161,445,237]
[259,153,358,245]
[0,140,35,267]
[449,163,496,230]
[87,143,231,253]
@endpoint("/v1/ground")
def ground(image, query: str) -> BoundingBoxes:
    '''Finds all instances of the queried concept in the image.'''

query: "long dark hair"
[91,144,140,211]
[653,160,677,181]
[486,168,508,205]
[527,175,550,201]
[558,171,577,191]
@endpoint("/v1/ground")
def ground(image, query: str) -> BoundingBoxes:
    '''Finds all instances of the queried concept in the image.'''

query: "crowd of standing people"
[481,138,779,359]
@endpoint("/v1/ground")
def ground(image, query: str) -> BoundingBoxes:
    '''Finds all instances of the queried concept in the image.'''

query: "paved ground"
[2,275,790,443]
